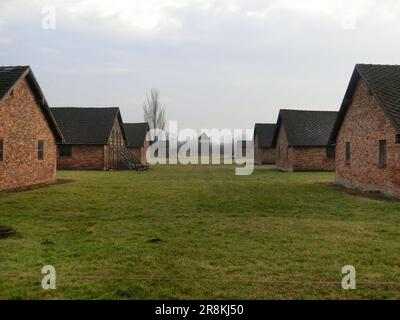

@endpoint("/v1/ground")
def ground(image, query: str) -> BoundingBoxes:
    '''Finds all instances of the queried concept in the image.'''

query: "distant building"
[253,123,276,164]
[198,133,212,156]
[273,109,337,172]
[123,122,150,165]
[0,66,63,191]
[51,107,127,170]
[237,140,253,157]
[331,64,400,198]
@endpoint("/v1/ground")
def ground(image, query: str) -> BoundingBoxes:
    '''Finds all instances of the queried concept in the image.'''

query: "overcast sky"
[1,0,400,133]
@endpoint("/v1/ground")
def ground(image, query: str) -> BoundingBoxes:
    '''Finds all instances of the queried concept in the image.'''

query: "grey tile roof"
[50,107,122,145]
[0,66,63,142]
[274,109,338,147]
[0,66,29,101]
[331,64,400,141]
[123,123,149,148]
[254,123,275,148]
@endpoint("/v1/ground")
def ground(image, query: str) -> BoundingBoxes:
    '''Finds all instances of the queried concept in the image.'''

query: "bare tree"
[143,89,166,132]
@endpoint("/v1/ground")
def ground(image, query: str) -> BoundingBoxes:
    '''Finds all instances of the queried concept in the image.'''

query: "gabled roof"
[0,66,28,100]
[50,107,125,145]
[273,109,338,147]
[254,123,275,148]
[123,122,149,148]
[331,64,400,142]
[0,66,64,142]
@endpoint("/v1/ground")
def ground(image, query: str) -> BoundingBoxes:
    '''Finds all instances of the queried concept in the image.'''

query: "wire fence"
[1,273,399,287]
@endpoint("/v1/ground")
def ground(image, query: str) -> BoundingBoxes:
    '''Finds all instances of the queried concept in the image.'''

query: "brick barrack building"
[0,66,64,191]
[273,109,338,172]
[330,64,400,198]
[253,123,276,164]
[123,122,150,165]
[51,107,128,170]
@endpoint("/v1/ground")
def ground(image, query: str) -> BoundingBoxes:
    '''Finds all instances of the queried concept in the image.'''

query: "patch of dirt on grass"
[0,226,16,239]
[319,182,399,203]
[41,240,55,246]
[147,238,162,243]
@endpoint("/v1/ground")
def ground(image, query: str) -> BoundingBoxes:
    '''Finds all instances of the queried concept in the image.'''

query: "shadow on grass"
[0,179,75,197]
[319,182,399,203]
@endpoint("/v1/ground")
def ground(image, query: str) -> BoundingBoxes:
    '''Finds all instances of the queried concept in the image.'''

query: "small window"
[326,146,336,159]
[286,147,289,159]
[396,134,400,144]
[59,145,72,157]
[379,140,387,168]
[0,139,3,162]
[345,142,351,165]
[38,140,44,160]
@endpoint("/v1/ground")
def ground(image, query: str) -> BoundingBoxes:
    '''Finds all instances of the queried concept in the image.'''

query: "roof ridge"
[356,63,400,67]
[51,106,119,110]
[280,109,338,113]
[0,65,30,69]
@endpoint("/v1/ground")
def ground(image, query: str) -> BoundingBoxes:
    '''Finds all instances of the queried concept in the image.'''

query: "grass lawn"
[0,165,399,299]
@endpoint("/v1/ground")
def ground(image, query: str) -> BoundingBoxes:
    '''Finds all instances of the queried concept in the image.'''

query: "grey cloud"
[1,0,400,131]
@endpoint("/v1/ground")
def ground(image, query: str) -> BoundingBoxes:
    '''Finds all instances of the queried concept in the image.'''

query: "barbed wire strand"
[0,273,399,287]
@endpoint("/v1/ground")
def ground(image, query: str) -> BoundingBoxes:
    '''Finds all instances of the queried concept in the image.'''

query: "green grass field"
[0,165,399,299]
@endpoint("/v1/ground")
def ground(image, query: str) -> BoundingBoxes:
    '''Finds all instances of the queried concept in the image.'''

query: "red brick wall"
[57,145,106,170]
[292,147,335,172]
[128,147,142,163]
[260,148,275,164]
[127,139,149,165]
[276,125,293,171]
[336,78,400,197]
[276,124,335,172]
[0,79,57,191]
[254,134,275,164]
[254,134,262,164]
